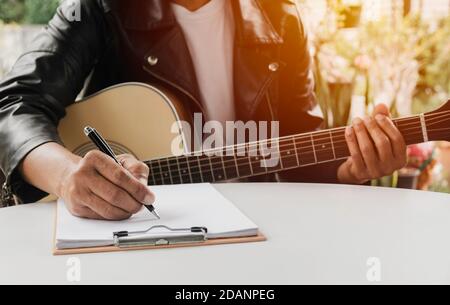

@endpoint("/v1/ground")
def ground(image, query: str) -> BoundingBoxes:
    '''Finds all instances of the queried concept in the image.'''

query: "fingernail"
[375,114,385,122]
[145,192,155,205]
[364,116,373,123]
[353,118,363,128]
[346,126,353,137]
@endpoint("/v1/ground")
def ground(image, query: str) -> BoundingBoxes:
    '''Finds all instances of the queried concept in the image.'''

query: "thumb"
[117,154,149,185]
[373,103,390,118]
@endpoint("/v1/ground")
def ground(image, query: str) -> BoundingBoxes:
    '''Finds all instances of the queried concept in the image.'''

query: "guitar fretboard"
[145,112,441,185]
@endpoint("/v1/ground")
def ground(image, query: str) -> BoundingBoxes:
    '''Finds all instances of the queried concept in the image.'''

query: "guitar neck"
[145,113,432,185]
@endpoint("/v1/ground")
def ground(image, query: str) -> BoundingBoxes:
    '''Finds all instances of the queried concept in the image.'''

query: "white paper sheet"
[56,183,258,249]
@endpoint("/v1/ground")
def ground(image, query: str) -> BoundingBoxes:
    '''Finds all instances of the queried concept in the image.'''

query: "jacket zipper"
[1,178,15,207]
[143,65,205,114]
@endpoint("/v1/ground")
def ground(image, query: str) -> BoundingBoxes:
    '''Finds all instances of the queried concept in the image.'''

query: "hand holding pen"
[84,126,160,219]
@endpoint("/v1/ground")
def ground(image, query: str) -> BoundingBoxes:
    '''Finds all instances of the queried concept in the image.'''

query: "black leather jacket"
[0,0,343,205]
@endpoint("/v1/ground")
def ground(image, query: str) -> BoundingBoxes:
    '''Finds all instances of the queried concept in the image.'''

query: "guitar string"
[146,112,448,176]
[150,127,449,182]
[148,120,428,170]
[147,111,450,166]
[149,123,433,175]
[148,122,436,176]
[149,124,450,182]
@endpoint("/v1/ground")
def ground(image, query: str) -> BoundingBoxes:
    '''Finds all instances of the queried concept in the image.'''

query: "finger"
[89,173,143,214]
[363,116,394,162]
[373,103,390,118]
[74,206,104,220]
[85,190,132,220]
[352,118,380,176]
[118,154,150,185]
[87,152,155,205]
[375,115,407,161]
[345,126,368,182]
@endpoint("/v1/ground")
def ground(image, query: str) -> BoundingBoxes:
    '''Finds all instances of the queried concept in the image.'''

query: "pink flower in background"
[407,143,435,169]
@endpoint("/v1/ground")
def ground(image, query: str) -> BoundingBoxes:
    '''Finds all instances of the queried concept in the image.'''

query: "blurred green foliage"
[0,0,59,24]
[0,0,25,23]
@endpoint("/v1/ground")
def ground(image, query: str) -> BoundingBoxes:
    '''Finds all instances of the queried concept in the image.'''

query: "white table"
[0,183,449,285]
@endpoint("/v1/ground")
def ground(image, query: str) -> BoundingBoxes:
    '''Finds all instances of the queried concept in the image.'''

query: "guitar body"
[59,83,189,160]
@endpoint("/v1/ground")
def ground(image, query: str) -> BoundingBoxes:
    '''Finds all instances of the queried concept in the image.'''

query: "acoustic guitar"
[59,83,450,185]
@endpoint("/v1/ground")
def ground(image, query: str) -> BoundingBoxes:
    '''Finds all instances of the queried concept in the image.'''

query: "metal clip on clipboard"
[113,225,208,248]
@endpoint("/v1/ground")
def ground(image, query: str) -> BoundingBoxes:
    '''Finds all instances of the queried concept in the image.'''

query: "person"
[0,0,407,219]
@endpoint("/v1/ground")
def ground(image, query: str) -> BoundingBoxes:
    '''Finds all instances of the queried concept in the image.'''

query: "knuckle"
[70,203,85,217]
[361,145,372,155]
[108,188,122,204]
[377,136,390,147]
[351,152,362,161]
[114,169,129,184]
[84,151,101,163]
[102,206,116,220]
[129,163,149,177]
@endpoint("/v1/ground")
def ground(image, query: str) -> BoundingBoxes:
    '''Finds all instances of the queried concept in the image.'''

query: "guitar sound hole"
[72,142,136,158]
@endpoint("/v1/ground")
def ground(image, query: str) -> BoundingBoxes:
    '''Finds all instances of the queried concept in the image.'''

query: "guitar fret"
[313,133,335,163]
[147,161,158,185]
[178,156,192,184]
[250,154,267,175]
[168,158,181,184]
[329,130,336,160]
[186,156,193,183]
[247,144,254,176]
[199,156,214,183]
[296,136,316,166]
[293,136,300,167]
[221,152,227,180]
[186,156,202,183]
[156,160,164,184]
[280,137,299,169]
[147,163,155,185]
[210,155,226,181]
[176,157,185,183]
[311,134,318,163]
[197,156,204,183]
[158,159,171,184]
[235,145,252,178]
[234,153,240,178]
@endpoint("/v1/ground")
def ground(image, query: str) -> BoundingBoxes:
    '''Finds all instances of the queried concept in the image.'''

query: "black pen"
[83,126,160,219]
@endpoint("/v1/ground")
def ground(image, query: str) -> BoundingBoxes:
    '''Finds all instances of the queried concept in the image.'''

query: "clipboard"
[53,212,266,256]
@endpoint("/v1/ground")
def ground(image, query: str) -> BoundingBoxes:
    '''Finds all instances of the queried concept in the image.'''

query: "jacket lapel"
[111,0,285,119]
[231,0,284,120]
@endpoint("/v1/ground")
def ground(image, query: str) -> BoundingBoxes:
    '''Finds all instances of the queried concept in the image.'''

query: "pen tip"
[152,210,161,220]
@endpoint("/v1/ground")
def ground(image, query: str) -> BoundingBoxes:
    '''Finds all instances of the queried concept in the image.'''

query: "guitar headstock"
[426,100,450,142]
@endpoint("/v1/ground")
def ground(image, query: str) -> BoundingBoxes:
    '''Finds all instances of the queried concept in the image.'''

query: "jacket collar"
[115,0,283,45]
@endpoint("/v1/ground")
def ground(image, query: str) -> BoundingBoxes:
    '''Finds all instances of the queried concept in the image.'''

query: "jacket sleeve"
[0,0,108,203]
[276,4,345,184]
